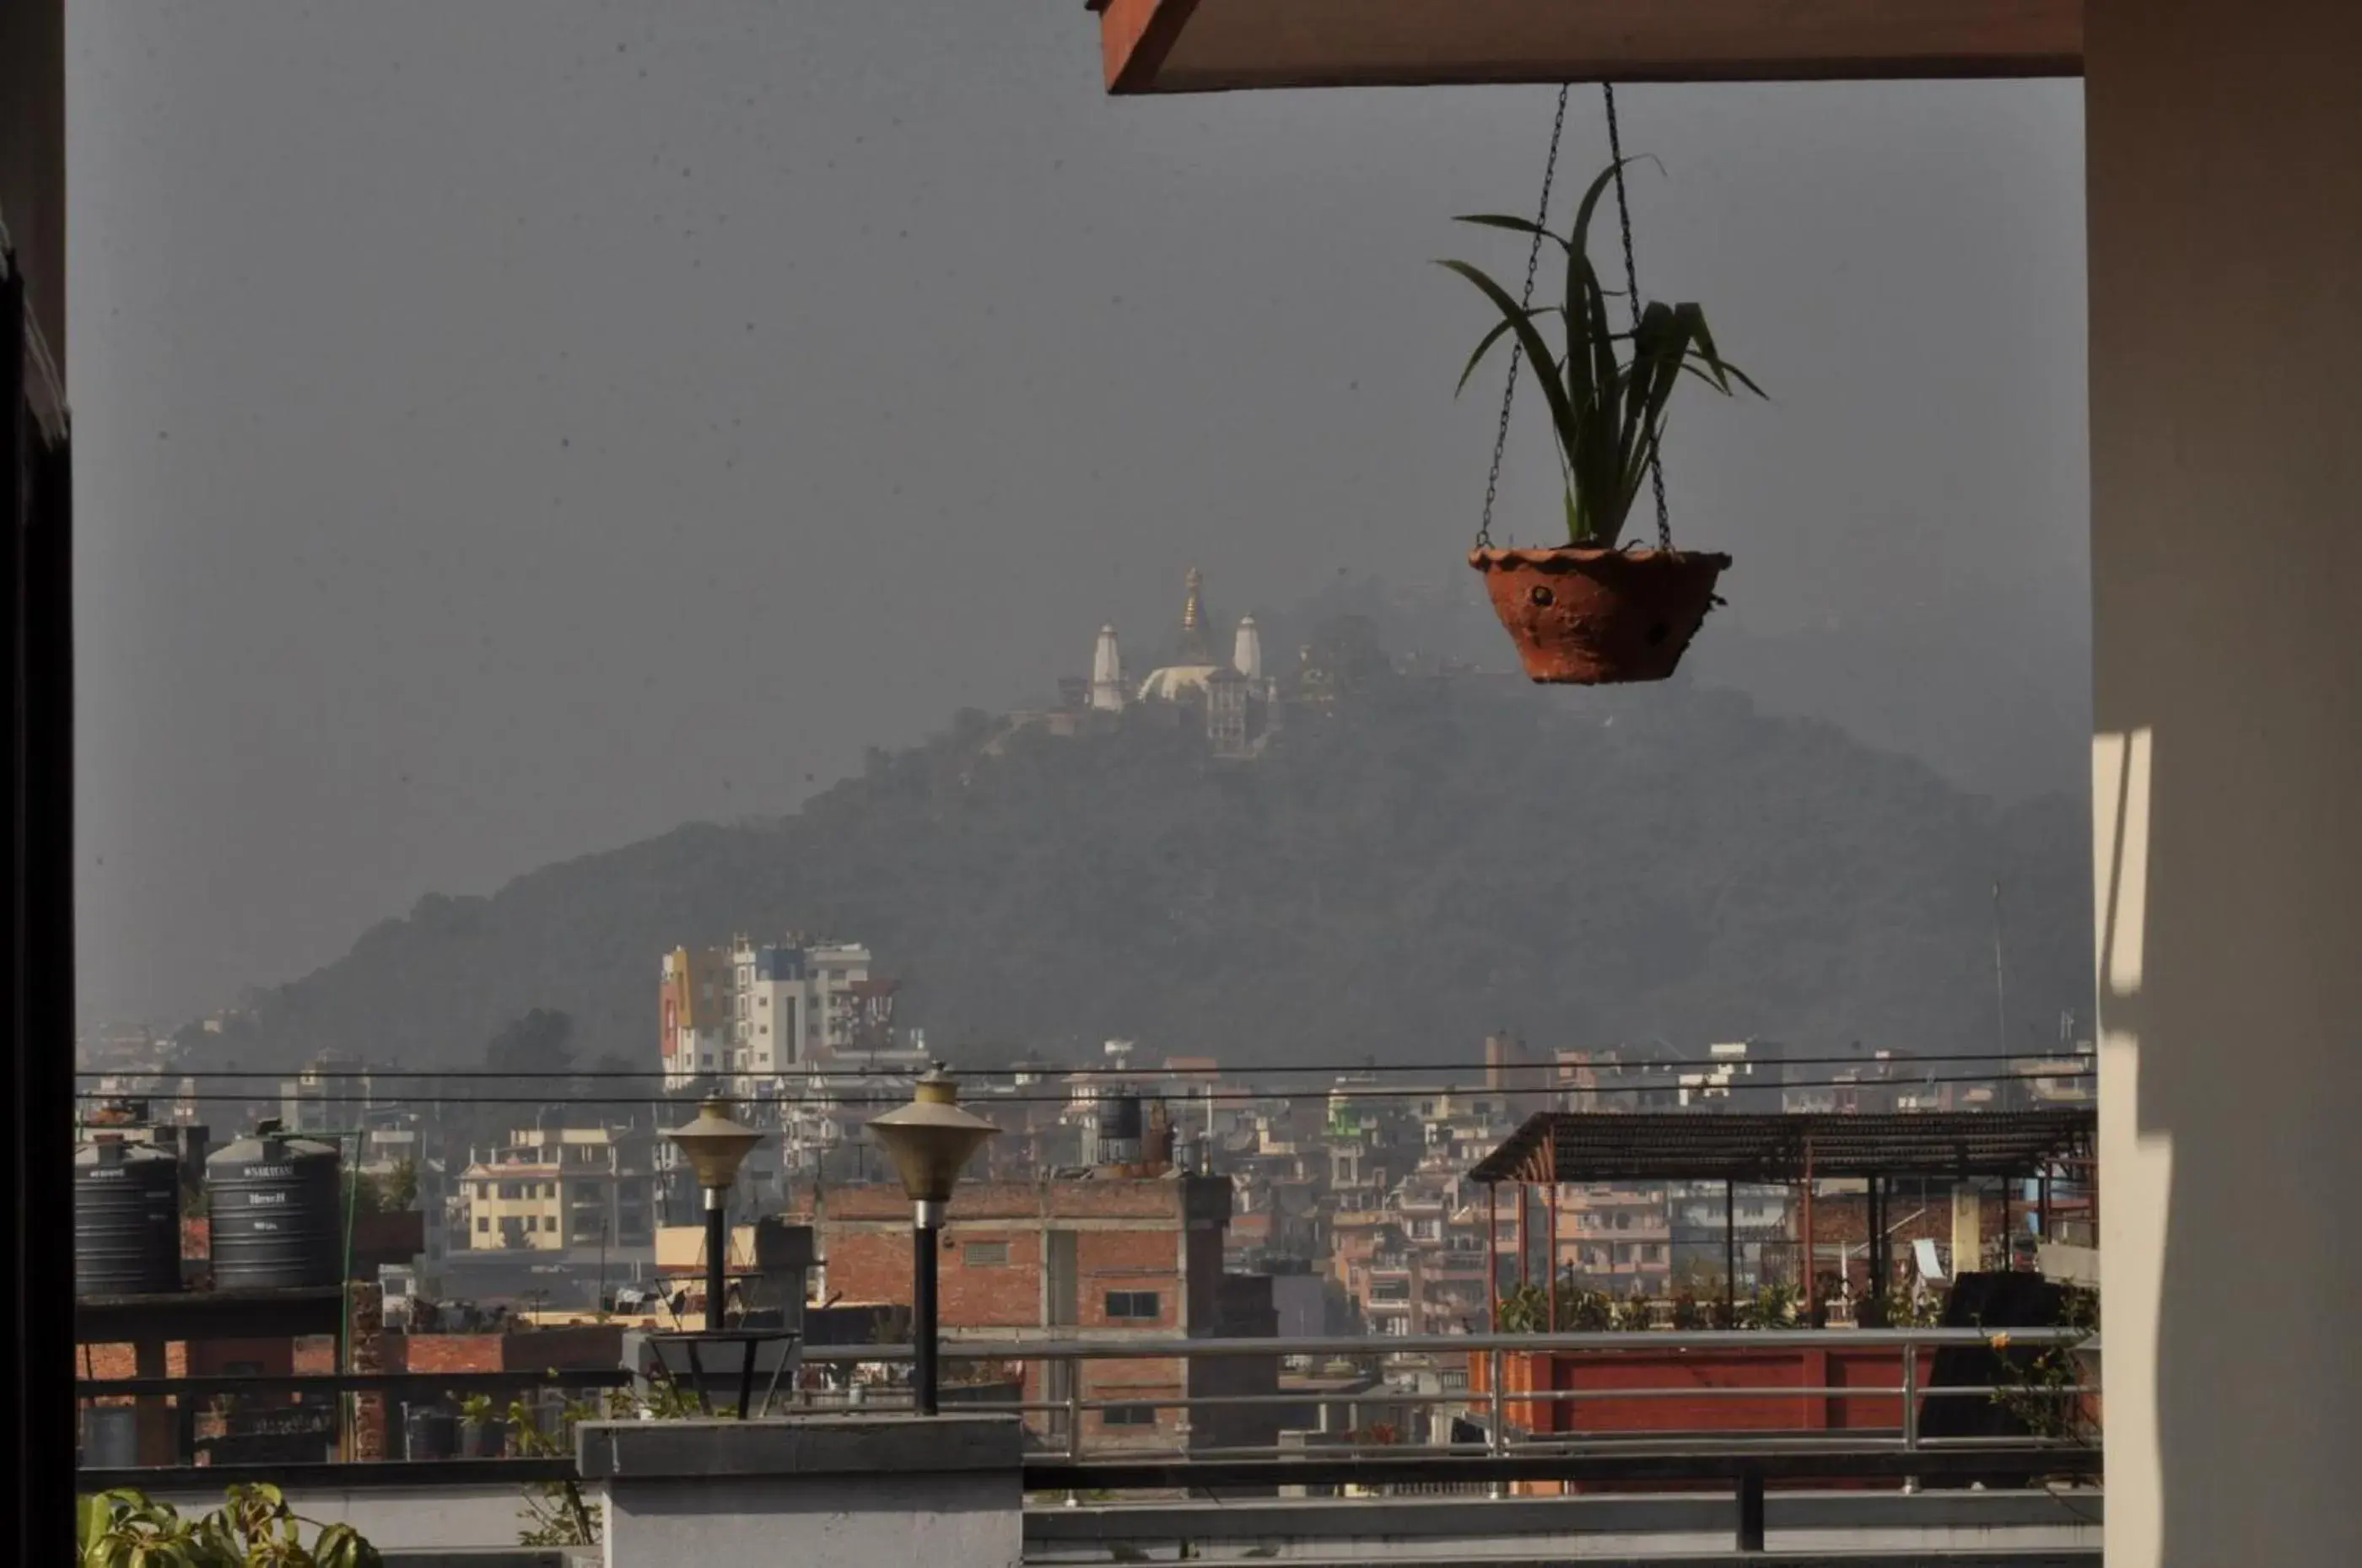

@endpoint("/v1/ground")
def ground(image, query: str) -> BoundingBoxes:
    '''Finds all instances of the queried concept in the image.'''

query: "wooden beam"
[1091,0,2083,94]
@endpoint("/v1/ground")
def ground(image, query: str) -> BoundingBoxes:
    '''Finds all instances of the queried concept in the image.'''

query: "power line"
[73,1067,2092,1109]
[78,1050,2094,1083]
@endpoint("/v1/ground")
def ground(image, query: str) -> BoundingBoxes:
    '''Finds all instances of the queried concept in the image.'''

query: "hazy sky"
[69,3,2088,1024]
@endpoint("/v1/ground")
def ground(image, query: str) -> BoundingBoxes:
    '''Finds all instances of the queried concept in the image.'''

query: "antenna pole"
[1991,880,2010,1064]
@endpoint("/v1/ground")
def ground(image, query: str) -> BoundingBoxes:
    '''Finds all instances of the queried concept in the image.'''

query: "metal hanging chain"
[1475,83,1571,553]
[1603,82,1673,552]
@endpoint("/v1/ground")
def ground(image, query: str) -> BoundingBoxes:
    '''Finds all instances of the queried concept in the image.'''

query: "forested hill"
[190,661,2090,1075]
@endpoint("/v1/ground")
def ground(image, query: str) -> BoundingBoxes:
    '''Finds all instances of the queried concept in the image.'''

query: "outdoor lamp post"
[866,1064,997,1414]
[666,1097,765,1334]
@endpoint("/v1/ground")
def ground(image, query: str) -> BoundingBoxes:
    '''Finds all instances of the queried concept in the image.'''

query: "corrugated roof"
[1467,1110,2095,1184]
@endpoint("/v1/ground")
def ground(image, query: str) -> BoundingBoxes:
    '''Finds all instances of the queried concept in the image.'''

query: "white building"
[659,937,926,1192]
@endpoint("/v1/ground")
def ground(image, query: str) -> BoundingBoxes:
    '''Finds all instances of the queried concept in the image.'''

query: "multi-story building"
[790,1170,1274,1454]
[460,1125,655,1253]
[1676,1039,1787,1111]
[658,946,737,1091]
[660,936,914,1097]
[1558,1186,1674,1295]
[278,1053,370,1134]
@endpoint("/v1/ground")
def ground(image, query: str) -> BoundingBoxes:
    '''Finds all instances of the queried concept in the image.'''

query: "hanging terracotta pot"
[1470,546,1729,685]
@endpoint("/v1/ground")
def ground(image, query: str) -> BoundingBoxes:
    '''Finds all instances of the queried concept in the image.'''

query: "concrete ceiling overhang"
[1086,0,2083,94]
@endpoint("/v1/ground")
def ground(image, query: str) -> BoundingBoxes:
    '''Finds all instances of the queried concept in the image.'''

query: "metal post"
[1487,1348,1506,1500]
[1065,1362,1085,1460]
[914,1204,941,1415]
[1869,1175,1885,1299]
[1901,1333,1921,1467]
[1546,1180,1561,1330]
[1736,1468,1766,1552]
[704,1186,729,1334]
[1486,1183,1501,1330]
[1723,1178,1737,1322]
[1800,1138,1816,1315]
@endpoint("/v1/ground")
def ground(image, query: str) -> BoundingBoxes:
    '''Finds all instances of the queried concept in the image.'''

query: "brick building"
[790,1171,1275,1452]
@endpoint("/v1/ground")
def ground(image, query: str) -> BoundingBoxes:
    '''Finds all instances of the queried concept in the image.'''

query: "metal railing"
[79,1325,2099,1474]
[797,1326,2099,1466]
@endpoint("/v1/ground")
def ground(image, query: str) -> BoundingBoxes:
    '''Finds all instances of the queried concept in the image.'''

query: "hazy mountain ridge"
[197,653,2091,1076]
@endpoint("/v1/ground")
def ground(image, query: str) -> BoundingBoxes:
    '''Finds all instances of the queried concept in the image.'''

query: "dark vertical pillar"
[1800,1140,1817,1312]
[1486,1183,1500,1330]
[1869,1176,1886,1297]
[1736,1468,1766,1551]
[8,259,76,1565]
[1546,1179,1560,1331]
[704,1190,728,1333]
[913,1218,940,1415]
[1723,1178,1737,1321]
[1515,1183,1529,1289]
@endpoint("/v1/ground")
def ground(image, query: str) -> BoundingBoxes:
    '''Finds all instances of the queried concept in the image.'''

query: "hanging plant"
[1443,97,1763,684]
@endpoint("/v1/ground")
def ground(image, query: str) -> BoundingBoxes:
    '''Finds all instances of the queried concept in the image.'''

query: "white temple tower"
[1232,614,1264,682]
[1090,624,1127,712]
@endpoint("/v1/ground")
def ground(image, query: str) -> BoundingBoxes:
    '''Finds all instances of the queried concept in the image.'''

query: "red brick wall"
[796,1178,1231,1452]
[1077,1228,1181,1330]
[386,1324,624,1374]
[801,1178,1221,1334]
[824,1228,1045,1328]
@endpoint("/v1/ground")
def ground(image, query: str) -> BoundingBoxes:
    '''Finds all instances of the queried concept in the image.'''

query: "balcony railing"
[79,1325,2099,1472]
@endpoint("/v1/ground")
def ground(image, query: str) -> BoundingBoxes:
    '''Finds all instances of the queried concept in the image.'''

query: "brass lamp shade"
[665,1097,765,1189]
[868,1066,998,1204]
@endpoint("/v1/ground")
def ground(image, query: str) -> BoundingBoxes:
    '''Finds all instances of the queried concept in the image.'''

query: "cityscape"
[18,0,2355,1565]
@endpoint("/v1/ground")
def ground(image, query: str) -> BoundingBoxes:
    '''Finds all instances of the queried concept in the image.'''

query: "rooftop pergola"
[1470,1110,2096,1185]
[1466,1111,2095,1323]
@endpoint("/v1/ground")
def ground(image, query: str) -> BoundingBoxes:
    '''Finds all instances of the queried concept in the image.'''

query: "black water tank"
[74,1135,184,1296]
[402,1405,460,1461]
[1093,1091,1143,1166]
[207,1124,343,1290]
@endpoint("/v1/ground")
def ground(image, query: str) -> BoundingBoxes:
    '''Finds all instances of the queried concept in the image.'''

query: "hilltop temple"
[1081,568,1281,757]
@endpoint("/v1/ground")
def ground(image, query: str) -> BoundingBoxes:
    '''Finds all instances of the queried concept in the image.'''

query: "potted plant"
[1442,159,1762,683]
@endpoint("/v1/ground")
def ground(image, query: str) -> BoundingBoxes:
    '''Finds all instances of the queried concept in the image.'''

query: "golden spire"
[1178,568,1212,664]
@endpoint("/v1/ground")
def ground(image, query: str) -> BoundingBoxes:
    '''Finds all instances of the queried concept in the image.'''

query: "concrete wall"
[580,1414,1023,1568]
[2084,2,2362,1564]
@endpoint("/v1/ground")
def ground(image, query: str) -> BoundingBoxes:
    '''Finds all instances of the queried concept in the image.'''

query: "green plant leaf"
[1443,155,1761,548]
[1452,307,1557,397]
[1450,213,1572,252]
[1435,258,1581,478]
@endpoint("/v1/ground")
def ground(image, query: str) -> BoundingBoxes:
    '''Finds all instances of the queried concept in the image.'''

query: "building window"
[500,1183,521,1200]
[477,1217,489,1232]
[1100,1404,1157,1426]
[966,1241,1010,1267]
[1104,1291,1161,1322]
